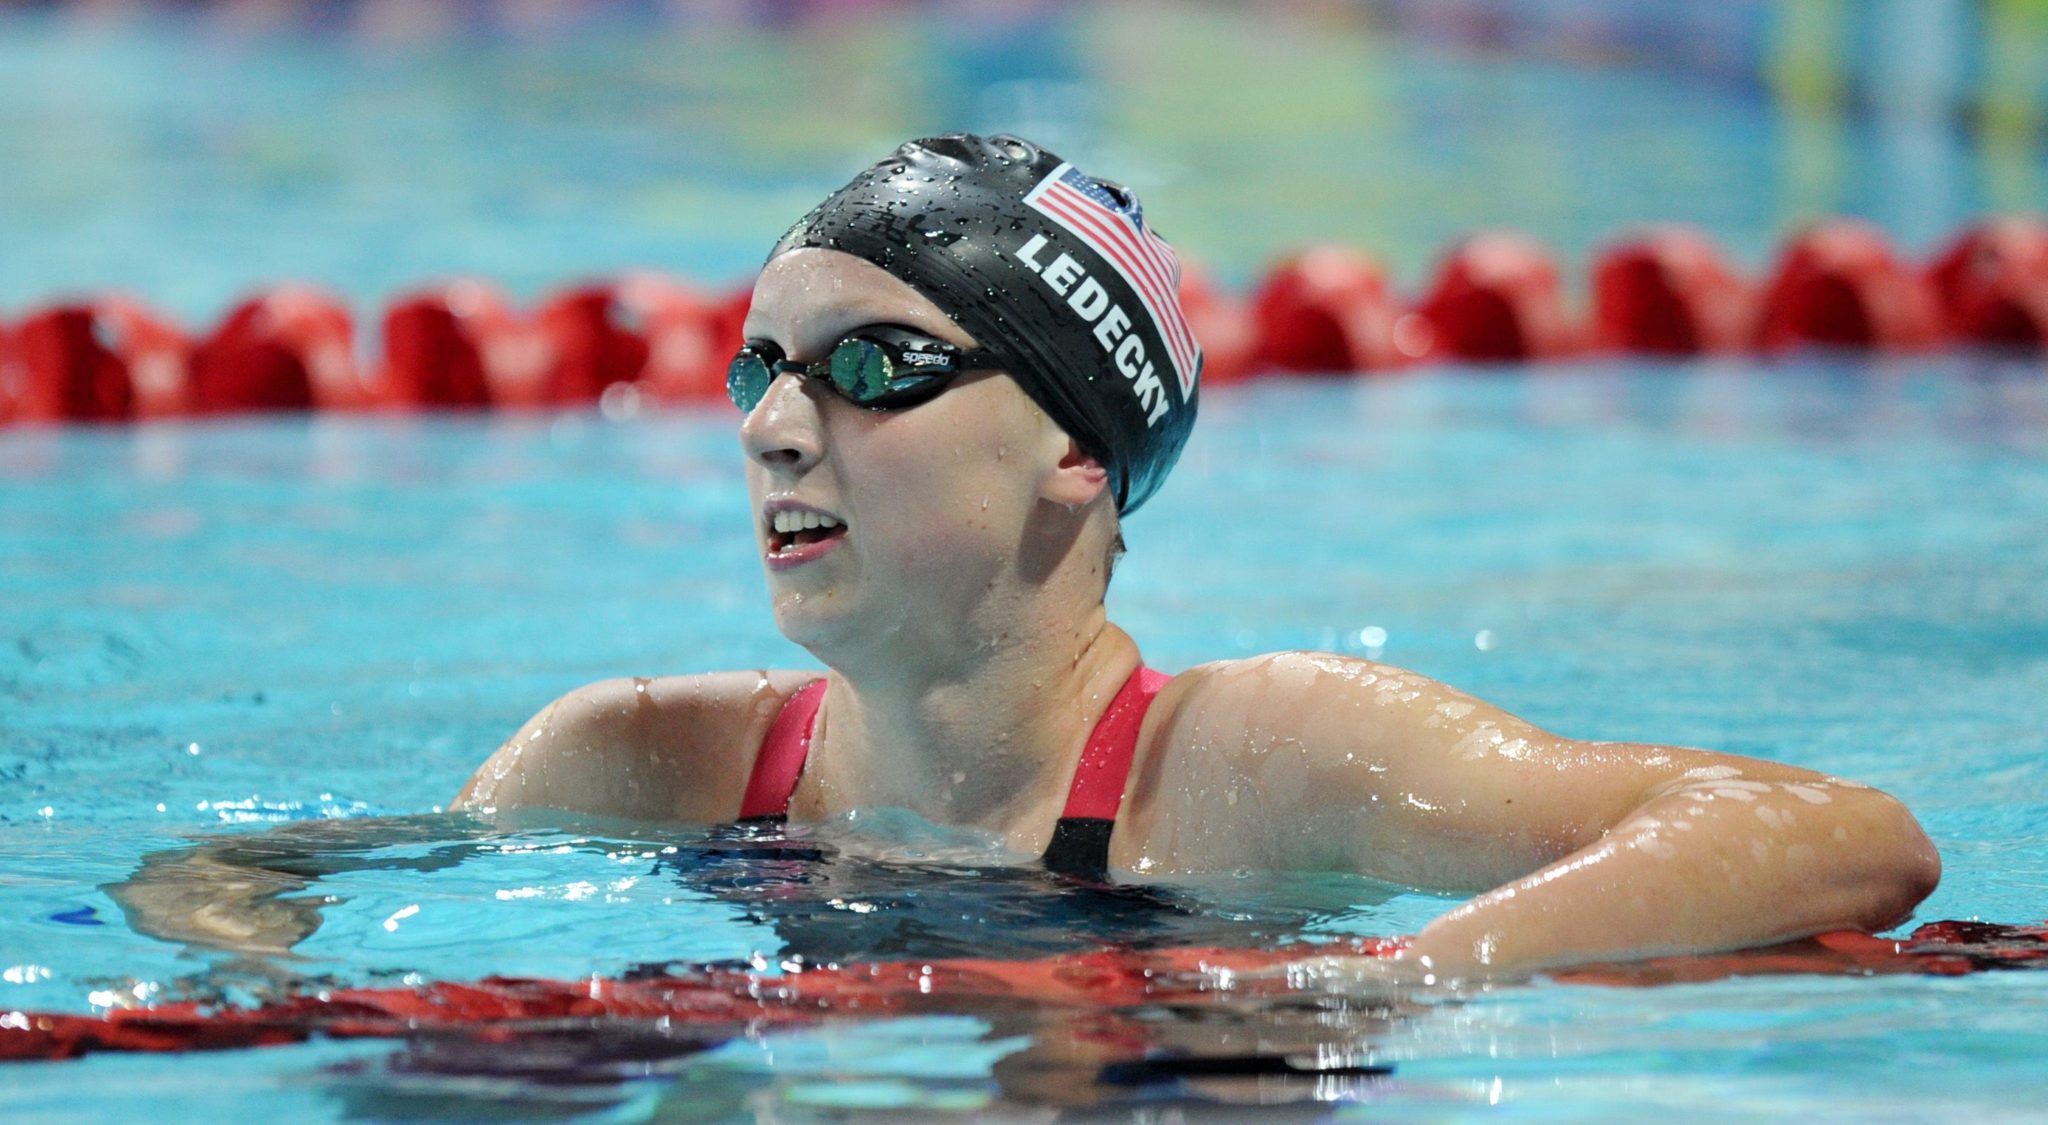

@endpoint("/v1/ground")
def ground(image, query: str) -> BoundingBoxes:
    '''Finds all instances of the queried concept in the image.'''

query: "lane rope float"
[2,218,2044,427]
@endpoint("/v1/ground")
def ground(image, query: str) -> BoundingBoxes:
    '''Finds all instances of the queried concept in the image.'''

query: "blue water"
[8,1,2048,1118]
[7,362,2048,1116]
[5,4,2045,320]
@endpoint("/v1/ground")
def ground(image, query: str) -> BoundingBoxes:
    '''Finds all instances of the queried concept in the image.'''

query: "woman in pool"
[453,133,1940,981]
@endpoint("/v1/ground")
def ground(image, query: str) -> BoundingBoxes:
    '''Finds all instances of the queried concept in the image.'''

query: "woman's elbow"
[1854,790,1942,930]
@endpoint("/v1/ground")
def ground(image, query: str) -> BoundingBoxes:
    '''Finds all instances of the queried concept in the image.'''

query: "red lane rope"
[3,922,2045,1062]
[0,938,1397,1062]
[2,218,2043,427]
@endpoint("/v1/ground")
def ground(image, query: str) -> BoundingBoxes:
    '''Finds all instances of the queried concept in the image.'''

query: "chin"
[768,587,853,654]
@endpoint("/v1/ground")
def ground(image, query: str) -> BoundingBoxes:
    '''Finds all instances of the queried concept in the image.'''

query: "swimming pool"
[7,1,2048,1117]
[7,2,2044,318]
[6,360,2048,1116]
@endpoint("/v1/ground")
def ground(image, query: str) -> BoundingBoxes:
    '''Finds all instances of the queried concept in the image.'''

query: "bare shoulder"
[1124,651,1831,885]
[451,669,821,823]
[1119,652,1430,871]
[1125,652,1602,877]
[1141,650,1493,757]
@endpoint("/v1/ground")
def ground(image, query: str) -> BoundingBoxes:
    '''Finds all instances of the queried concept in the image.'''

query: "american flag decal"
[1023,164,1200,398]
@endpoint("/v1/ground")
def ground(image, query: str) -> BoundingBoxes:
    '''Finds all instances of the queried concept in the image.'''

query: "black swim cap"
[769,134,1201,515]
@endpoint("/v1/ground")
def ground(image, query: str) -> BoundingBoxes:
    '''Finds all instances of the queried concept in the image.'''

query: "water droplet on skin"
[1683,765,1743,782]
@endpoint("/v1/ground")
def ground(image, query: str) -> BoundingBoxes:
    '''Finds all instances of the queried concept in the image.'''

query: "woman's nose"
[739,372,825,473]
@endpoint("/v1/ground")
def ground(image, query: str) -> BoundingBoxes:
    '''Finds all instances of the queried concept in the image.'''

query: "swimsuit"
[737,665,1170,881]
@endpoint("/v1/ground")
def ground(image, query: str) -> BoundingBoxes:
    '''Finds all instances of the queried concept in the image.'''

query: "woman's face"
[739,248,1071,657]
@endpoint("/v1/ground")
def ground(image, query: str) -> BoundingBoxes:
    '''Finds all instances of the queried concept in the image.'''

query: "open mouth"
[767,508,848,557]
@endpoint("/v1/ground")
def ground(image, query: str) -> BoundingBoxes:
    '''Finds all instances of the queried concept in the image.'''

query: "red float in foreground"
[1592,227,1755,354]
[612,272,733,404]
[1926,217,2048,349]
[102,297,193,417]
[1418,232,1582,362]
[0,318,12,424]
[3,306,131,422]
[1,297,191,423]
[188,287,369,414]
[1176,261,1256,385]
[1250,246,1424,375]
[514,274,745,408]
[377,281,524,408]
[5,922,2047,1063]
[1754,220,1945,352]
[531,284,651,405]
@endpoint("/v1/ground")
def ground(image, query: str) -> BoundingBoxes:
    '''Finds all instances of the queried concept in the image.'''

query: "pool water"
[6,3,2045,318]
[6,362,2048,1117]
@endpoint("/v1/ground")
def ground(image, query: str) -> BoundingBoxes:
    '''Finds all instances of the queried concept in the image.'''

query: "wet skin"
[454,248,1941,981]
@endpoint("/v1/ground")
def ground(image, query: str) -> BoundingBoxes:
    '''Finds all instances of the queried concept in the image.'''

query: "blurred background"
[4,0,2045,323]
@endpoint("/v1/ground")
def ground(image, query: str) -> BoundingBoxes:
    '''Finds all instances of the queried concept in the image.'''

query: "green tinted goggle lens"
[829,338,892,402]
[727,354,770,412]
[728,330,997,413]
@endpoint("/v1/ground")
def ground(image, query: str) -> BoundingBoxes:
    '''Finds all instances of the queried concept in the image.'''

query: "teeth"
[771,510,843,534]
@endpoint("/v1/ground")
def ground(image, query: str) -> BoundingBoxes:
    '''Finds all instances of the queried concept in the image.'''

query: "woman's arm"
[1395,752,1939,978]
[1154,652,1940,978]
[452,670,817,820]
[108,670,816,958]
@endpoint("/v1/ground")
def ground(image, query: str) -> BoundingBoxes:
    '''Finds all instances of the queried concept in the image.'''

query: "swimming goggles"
[727,326,1008,413]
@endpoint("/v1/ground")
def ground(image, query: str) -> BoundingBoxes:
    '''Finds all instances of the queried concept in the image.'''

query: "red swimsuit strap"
[1057,665,1170,821]
[736,666,1168,834]
[737,679,827,820]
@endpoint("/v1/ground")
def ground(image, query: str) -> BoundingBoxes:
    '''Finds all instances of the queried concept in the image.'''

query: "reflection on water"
[107,810,1403,974]
[98,811,1418,1115]
[74,811,2048,1116]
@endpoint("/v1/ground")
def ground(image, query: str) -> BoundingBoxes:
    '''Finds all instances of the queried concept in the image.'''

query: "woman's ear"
[1041,436,1110,509]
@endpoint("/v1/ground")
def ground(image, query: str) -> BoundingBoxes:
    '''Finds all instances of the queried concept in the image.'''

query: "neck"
[800,600,1141,844]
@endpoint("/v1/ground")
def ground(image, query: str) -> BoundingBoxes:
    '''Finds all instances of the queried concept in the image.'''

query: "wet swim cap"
[769,134,1201,515]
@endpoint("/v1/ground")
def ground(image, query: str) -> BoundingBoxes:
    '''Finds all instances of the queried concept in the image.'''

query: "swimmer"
[449,133,1939,982]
